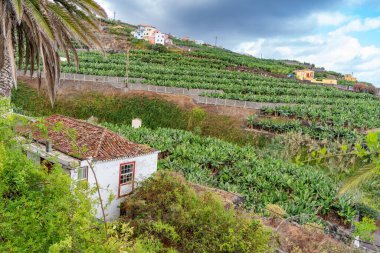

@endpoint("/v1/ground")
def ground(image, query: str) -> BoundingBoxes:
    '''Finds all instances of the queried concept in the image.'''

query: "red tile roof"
[20,115,157,161]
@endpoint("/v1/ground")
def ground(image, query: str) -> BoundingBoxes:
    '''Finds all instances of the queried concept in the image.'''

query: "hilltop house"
[294,69,315,81]
[131,24,156,40]
[293,69,337,85]
[19,115,159,221]
[132,25,171,46]
[344,74,357,82]
[155,32,166,45]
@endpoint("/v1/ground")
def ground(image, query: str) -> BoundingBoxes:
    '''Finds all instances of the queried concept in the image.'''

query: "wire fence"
[18,71,286,110]
[17,71,379,110]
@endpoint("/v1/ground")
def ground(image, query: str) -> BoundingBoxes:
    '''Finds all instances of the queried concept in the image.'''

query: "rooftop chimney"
[132,118,142,129]
[46,141,52,153]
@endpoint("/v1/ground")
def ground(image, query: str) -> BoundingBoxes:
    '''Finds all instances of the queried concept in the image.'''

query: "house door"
[118,162,135,198]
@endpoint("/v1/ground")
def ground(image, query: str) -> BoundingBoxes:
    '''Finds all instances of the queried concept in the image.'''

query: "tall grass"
[12,83,189,129]
[12,83,268,146]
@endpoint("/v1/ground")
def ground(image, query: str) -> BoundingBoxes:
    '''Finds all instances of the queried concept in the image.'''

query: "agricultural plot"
[104,123,356,222]
[58,49,380,139]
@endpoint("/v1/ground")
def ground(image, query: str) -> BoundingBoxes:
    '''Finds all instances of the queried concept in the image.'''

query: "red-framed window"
[118,162,136,198]
[119,162,135,186]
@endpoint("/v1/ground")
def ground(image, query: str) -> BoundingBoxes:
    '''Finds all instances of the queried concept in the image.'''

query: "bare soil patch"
[244,128,276,137]
[200,104,257,120]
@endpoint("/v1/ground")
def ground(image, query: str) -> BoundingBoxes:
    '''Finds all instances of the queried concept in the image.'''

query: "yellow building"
[294,69,315,81]
[311,79,338,85]
[344,74,357,82]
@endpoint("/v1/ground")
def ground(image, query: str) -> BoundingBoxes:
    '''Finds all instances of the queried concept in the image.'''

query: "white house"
[131,24,156,40]
[132,25,172,45]
[195,40,204,45]
[19,115,159,221]
[155,32,166,45]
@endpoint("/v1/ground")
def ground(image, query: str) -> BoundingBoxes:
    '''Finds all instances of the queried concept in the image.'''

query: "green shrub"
[122,171,271,253]
[353,217,377,242]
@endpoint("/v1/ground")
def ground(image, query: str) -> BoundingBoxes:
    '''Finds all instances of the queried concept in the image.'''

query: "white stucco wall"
[155,33,166,45]
[72,152,159,221]
[25,142,158,221]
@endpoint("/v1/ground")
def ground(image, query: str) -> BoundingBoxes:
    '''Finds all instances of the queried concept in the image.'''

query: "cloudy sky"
[97,0,380,86]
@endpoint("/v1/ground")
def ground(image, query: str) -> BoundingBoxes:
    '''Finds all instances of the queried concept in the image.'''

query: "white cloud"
[332,16,380,35]
[235,14,380,86]
[96,0,113,17]
[312,12,349,26]
[234,32,380,86]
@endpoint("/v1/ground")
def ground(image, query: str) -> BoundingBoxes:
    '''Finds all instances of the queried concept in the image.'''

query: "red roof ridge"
[48,114,105,130]
[94,128,108,159]
[20,114,157,161]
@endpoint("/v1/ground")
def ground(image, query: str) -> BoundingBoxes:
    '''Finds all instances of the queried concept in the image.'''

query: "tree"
[0,0,106,107]
[0,99,135,252]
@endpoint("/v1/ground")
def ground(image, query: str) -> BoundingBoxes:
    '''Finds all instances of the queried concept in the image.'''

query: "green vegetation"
[104,123,356,222]
[123,171,271,253]
[0,101,273,252]
[54,49,380,140]
[247,116,360,141]
[0,101,131,252]
[12,83,267,146]
[338,79,356,87]
[1,0,107,106]
[353,217,377,242]
[257,99,380,140]
[12,83,188,129]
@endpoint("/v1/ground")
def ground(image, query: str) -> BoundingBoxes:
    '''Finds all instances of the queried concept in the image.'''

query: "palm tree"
[0,0,106,107]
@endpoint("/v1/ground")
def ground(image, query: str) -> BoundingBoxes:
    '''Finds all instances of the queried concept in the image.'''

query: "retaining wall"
[15,71,298,110]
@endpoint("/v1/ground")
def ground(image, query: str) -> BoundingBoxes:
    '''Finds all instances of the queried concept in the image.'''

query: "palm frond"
[338,165,378,195]
[1,0,106,106]
[69,0,107,17]
[10,0,24,22]
[24,0,55,40]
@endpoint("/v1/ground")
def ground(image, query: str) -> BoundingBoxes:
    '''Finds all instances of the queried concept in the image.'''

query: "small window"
[120,163,134,185]
[78,166,88,181]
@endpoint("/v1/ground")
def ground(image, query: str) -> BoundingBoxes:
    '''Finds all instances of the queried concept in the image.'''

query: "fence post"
[244,101,247,108]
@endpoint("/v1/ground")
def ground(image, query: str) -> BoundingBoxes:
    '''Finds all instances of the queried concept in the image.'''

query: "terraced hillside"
[57,48,380,140]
